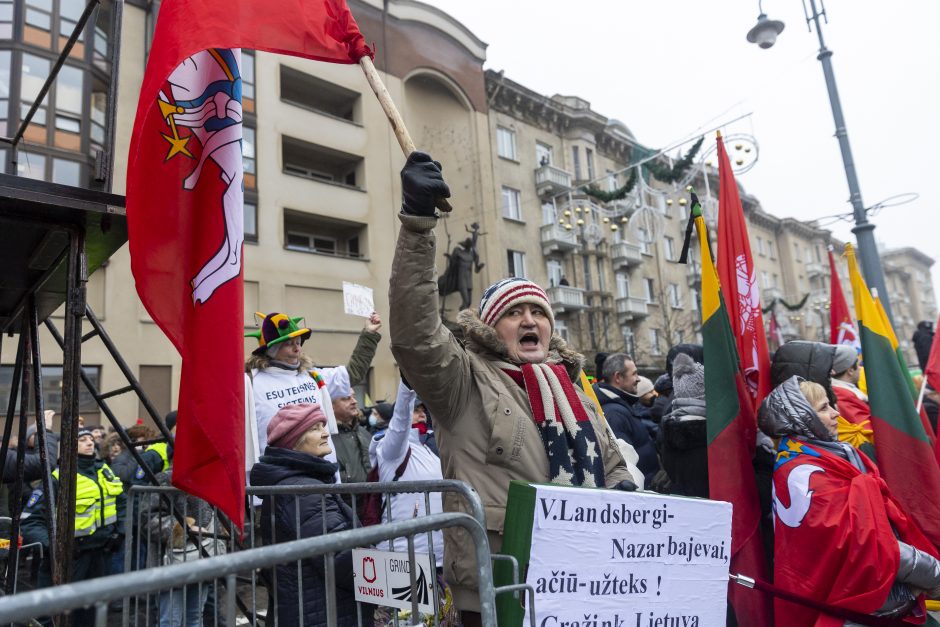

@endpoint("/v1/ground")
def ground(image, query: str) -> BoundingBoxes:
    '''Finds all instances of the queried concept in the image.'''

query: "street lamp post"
[746,0,894,324]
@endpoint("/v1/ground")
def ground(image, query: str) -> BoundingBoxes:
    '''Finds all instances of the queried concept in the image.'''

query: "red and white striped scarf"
[498,361,606,487]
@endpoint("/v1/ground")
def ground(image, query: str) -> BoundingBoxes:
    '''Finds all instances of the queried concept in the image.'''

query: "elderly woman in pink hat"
[250,403,360,627]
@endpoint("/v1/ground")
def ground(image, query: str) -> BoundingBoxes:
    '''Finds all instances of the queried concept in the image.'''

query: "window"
[585,147,595,180]
[541,201,556,225]
[90,89,106,147]
[21,53,50,126]
[536,142,553,166]
[59,0,84,39]
[242,126,256,175]
[756,237,765,256]
[501,186,522,221]
[581,254,592,290]
[546,259,563,287]
[507,250,526,278]
[280,66,360,122]
[668,283,682,309]
[283,210,366,259]
[496,126,517,160]
[242,51,255,110]
[52,158,80,186]
[622,326,636,356]
[244,201,257,242]
[616,272,630,299]
[25,0,52,32]
[793,242,801,262]
[595,258,606,291]
[690,287,699,311]
[768,240,776,259]
[0,50,9,135]
[55,64,83,133]
[761,271,770,289]
[638,228,651,255]
[0,0,12,39]
[0,365,101,420]
[282,136,362,188]
[555,319,569,342]
[664,236,675,261]
[815,245,822,263]
[672,331,684,345]
[571,146,581,180]
[92,5,110,70]
[804,246,813,264]
[606,170,617,192]
[650,329,662,355]
[17,152,46,180]
[644,278,655,303]
[772,273,779,288]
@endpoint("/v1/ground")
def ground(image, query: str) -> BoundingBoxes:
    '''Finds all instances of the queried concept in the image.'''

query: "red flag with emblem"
[926,315,940,394]
[126,0,372,529]
[716,133,771,410]
[828,248,859,350]
[771,437,936,626]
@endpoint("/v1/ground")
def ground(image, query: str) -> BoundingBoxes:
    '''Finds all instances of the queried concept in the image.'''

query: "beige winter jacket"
[389,214,631,612]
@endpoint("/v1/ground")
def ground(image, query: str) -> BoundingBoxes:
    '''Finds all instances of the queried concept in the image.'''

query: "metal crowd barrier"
[0,513,492,626]
[103,480,532,626]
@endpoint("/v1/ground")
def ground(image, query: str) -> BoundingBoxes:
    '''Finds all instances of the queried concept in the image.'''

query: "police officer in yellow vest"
[131,410,175,484]
[21,426,126,621]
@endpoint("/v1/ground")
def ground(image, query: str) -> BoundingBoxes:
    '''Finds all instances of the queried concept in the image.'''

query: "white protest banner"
[352,548,435,614]
[496,482,731,627]
[343,281,375,317]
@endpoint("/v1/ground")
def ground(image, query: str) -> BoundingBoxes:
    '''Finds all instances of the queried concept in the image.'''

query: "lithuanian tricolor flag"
[695,198,771,624]
[846,244,940,548]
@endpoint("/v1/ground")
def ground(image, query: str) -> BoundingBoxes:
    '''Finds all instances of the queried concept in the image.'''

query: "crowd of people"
[6,153,940,627]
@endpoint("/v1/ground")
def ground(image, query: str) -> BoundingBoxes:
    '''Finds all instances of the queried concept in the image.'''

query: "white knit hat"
[479,277,554,329]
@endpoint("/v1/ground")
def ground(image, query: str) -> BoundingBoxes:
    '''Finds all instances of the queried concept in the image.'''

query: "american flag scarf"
[498,362,606,487]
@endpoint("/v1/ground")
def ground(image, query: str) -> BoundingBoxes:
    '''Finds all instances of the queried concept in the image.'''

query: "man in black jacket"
[594,353,660,484]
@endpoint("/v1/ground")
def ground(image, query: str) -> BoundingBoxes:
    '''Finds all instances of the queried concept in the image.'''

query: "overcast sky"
[426,0,940,307]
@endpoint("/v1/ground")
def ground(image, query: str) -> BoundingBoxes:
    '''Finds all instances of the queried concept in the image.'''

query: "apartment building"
[0,0,933,423]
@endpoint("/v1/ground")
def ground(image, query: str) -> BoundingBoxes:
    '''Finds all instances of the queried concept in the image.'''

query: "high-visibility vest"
[148,442,171,472]
[53,465,123,537]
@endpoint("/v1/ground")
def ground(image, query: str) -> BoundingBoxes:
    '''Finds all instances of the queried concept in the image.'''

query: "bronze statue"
[439,222,485,312]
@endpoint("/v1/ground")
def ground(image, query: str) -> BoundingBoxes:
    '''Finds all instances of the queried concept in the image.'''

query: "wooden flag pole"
[359,55,452,212]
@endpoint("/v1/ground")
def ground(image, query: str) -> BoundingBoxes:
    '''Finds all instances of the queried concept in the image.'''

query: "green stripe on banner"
[704,302,740,445]
[860,325,930,444]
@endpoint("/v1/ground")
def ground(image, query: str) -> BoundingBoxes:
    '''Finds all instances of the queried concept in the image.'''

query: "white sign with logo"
[343,281,375,318]
[352,548,435,613]
[523,485,732,627]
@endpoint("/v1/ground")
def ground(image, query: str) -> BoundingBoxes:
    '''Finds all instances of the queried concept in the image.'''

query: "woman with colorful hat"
[244,311,382,478]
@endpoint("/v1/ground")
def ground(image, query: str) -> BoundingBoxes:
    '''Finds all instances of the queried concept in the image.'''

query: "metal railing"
[0,513,494,626]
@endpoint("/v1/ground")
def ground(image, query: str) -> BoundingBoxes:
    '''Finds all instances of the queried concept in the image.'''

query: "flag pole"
[359,56,452,212]
[917,375,928,414]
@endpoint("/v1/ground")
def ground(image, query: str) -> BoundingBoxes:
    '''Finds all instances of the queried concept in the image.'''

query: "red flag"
[716,133,771,410]
[926,315,940,394]
[828,248,860,350]
[126,0,372,529]
[771,437,936,626]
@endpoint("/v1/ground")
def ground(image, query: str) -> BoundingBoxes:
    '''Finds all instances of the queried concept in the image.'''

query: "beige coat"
[389,214,630,612]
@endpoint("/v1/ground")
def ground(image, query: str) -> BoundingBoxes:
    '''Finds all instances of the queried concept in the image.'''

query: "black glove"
[399,369,413,391]
[104,532,124,553]
[401,151,450,217]
[614,479,638,492]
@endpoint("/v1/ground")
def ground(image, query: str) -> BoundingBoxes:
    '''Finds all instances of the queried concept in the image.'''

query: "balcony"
[611,242,643,269]
[607,197,639,219]
[805,262,825,278]
[616,296,649,322]
[547,286,588,313]
[540,223,578,255]
[535,164,572,198]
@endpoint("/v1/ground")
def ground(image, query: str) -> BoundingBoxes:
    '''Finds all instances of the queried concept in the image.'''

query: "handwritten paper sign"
[497,482,732,627]
[343,281,374,317]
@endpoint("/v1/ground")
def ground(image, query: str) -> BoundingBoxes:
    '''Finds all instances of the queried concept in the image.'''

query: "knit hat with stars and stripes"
[479,277,554,329]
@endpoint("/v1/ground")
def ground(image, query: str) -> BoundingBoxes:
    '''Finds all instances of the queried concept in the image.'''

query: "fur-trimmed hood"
[456,309,584,380]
